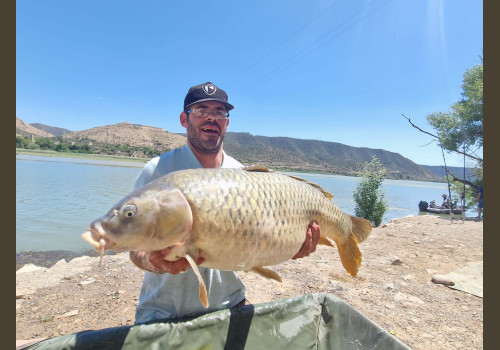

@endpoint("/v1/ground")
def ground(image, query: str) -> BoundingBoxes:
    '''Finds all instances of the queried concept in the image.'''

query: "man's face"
[181,101,229,154]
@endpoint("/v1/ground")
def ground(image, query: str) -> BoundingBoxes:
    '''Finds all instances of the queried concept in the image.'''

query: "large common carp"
[82,166,372,307]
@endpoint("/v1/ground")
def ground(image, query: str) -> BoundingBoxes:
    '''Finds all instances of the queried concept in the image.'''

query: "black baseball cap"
[183,82,234,111]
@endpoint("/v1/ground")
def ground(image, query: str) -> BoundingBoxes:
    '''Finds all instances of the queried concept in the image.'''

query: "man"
[130,82,320,323]
[476,186,483,220]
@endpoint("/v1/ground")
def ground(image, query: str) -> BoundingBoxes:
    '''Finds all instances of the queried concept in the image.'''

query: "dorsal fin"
[286,174,334,200]
[242,166,333,200]
[242,165,274,172]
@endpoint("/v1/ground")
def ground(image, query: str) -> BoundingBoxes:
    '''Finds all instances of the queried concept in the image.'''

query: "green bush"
[26,141,40,150]
[16,135,161,158]
[16,136,31,148]
[35,137,56,150]
[55,143,70,152]
[353,156,389,227]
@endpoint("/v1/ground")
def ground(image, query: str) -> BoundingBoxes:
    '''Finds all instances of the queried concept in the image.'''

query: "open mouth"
[200,124,220,135]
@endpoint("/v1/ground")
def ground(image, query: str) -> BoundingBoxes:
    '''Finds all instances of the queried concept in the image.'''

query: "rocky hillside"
[30,123,72,137]
[16,117,54,138]
[61,122,187,152]
[422,165,476,180]
[16,118,441,181]
[223,133,440,181]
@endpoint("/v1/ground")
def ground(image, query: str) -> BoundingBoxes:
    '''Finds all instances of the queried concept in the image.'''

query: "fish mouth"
[81,229,116,252]
[82,229,117,266]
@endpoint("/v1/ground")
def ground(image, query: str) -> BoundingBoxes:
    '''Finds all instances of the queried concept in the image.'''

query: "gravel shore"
[16,215,483,349]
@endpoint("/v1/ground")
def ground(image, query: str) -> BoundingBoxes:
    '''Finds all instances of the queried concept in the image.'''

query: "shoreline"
[16,148,150,163]
[16,250,117,271]
[16,148,447,183]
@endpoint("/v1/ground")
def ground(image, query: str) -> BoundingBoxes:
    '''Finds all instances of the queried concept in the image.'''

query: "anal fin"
[185,254,208,308]
[319,236,335,247]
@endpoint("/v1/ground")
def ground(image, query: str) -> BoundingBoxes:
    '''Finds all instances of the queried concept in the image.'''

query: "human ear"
[180,112,188,128]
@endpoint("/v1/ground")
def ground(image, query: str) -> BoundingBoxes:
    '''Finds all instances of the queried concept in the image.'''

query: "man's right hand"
[130,248,205,275]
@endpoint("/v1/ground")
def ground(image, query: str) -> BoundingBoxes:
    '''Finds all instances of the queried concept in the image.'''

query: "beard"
[187,118,225,154]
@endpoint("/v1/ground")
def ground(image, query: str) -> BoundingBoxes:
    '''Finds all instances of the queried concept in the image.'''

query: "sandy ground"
[16,215,483,349]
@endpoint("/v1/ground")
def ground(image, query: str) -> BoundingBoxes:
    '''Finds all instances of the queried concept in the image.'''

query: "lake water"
[16,155,468,254]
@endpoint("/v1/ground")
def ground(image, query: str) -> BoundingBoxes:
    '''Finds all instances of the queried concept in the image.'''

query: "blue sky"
[16,0,483,167]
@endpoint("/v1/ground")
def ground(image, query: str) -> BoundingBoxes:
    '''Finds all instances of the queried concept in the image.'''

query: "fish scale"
[82,166,373,308]
[164,168,348,269]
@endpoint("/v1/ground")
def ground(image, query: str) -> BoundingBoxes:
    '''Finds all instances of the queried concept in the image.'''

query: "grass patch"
[40,315,54,323]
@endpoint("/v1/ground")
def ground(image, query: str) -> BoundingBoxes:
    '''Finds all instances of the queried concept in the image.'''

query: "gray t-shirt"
[134,145,247,323]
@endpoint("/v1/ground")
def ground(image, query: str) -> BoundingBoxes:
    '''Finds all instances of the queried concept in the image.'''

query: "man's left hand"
[292,221,320,260]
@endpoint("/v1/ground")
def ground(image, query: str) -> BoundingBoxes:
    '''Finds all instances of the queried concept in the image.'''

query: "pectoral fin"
[185,254,208,308]
[251,266,282,282]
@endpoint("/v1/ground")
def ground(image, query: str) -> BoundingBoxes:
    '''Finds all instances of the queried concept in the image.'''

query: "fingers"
[149,252,190,274]
[309,221,320,253]
[292,221,321,260]
[148,249,205,275]
[196,255,206,265]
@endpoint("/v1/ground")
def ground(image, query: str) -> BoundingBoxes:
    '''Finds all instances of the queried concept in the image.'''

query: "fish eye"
[122,204,137,218]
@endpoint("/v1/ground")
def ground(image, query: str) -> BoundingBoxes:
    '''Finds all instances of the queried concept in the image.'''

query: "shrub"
[35,137,56,150]
[353,156,389,227]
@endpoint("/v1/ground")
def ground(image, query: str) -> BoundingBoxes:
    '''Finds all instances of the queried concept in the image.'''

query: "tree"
[16,136,30,149]
[404,58,483,206]
[353,156,389,227]
[450,167,482,210]
[426,62,483,162]
[35,137,56,150]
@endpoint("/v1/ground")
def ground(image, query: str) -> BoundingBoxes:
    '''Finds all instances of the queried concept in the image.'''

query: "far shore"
[16,148,151,163]
[16,148,446,182]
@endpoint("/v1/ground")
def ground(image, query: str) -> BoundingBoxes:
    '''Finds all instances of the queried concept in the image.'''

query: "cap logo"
[202,84,217,95]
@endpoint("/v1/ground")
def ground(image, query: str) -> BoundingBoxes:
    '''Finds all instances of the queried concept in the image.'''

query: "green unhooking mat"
[22,293,410,350]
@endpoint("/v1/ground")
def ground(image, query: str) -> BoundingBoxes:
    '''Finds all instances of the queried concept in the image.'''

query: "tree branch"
[402,114,482,162]
[451,149,483,163]
[446,169,479,192]
[401,114,440,139]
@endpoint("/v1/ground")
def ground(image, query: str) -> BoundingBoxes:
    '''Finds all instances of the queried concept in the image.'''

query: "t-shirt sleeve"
[134,157,160,190]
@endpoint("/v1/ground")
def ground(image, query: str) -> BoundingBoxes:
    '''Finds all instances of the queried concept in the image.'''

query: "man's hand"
[292,221,320,260]
[130,248,205,274]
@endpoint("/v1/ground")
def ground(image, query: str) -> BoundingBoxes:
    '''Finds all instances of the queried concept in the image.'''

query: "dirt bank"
[16,215,483,349]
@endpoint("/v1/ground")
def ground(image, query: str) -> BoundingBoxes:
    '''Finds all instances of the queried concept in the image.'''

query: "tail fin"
[337,216,373,277]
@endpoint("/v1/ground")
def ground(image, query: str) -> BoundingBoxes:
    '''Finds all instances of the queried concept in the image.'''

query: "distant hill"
[30,123,72,136]
[422,165,477,181]
[61,122,187,152]
[16,117,54,138]
[223,132,440,181]
[16,117,442,181]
